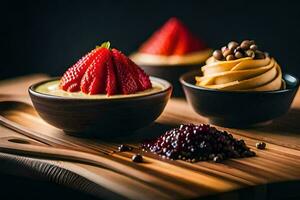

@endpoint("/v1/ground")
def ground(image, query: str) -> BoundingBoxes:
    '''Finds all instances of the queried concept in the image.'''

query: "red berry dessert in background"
[139,17,207,56]
[131,17,211,66]
[60,42,152,95]
[130,17,211,96]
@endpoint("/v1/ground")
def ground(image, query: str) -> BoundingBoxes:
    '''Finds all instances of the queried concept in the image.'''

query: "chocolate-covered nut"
[241,40,251,50]
[132,154,143,162]
[226,55,235,61]
[245,50,255,58]
[221,46,227,53]
[223,49,232,57]
[255,50,266,59]
[234,46,243,53]
[213,50,223,60]
[250,44,258,51]
[228,41,239,50]
[208,153,215,160]
[118,144,133,152]
[213,155,223,163]
[256,142,266,149]
[235,51,243,59]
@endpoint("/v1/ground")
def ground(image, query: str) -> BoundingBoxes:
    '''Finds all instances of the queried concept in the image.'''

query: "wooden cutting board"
[0,74,300,200]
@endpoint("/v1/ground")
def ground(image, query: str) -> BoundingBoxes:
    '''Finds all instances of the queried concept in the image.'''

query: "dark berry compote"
[141,124,255,163]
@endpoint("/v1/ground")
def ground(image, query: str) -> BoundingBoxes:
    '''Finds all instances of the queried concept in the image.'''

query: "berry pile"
[142,124,255,163]
[60,42,152,95]
[139,17,206,56]
[213,40,267,61]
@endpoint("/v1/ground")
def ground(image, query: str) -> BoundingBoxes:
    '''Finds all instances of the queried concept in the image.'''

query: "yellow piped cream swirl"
[195,56,284,91]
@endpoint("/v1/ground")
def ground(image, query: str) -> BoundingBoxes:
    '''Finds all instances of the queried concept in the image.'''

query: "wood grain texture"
[0,74,300,200]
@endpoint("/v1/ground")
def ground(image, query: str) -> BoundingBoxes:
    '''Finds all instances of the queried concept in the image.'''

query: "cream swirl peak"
[196,55,284,91]
[195,40,284,91]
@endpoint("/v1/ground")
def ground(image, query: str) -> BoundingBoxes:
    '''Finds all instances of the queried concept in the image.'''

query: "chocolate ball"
[255,50,266,59]
[241,40,251,50]
[235,46,243,52]
[228,41,239,50]
[235,51,243,59]
[245,50,255,58]
[223,49,232,57]
[221,46,227,53]
[132,154,143,162]
[118,144,133,152]
[250,44,258,51]
[213,155,223,163]
[226,55,235,61]
[213,50,224,60]
[256,142,266,150]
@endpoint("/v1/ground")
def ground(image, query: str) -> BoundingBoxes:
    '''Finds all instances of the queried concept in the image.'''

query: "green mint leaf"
[97,41,111,49]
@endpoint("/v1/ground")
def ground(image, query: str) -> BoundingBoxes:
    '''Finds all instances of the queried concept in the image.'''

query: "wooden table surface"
[0,74,300,200]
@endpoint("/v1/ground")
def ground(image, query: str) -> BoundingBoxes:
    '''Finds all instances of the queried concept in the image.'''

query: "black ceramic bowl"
[29,77,172,137]
[130,50,212,97]
[180,70,299,127]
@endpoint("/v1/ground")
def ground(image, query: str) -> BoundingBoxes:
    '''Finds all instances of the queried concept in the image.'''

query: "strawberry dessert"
[131,17,211,66]
[34,42,169,98]
[30,42,172,135]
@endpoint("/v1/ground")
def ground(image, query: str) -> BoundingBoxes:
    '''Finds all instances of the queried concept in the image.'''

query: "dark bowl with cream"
[29,77,172,137]
[180,70,299,127]
[131,50,211,97]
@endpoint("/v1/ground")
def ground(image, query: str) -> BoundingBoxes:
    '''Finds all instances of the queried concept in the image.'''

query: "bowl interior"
[29,76,172,100]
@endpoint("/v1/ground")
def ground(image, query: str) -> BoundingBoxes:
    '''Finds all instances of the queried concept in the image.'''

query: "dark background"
[2,0,300,80]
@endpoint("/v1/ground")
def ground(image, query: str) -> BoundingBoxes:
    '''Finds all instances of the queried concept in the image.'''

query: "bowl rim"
[130,49,212,67]
[180,69,299,94]
[29,76,172,101]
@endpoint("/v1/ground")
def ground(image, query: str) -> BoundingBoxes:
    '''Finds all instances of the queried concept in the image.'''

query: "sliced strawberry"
[80,48,111,94]
[117,51,144,91]
[60,48,101,92]
[139,17,206,56]
[111,48,151,93]
[172,26,188,55]
[111,49,139,94]
[127,59,152,90]
[106,56,118,96]
[135,67,152,90]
